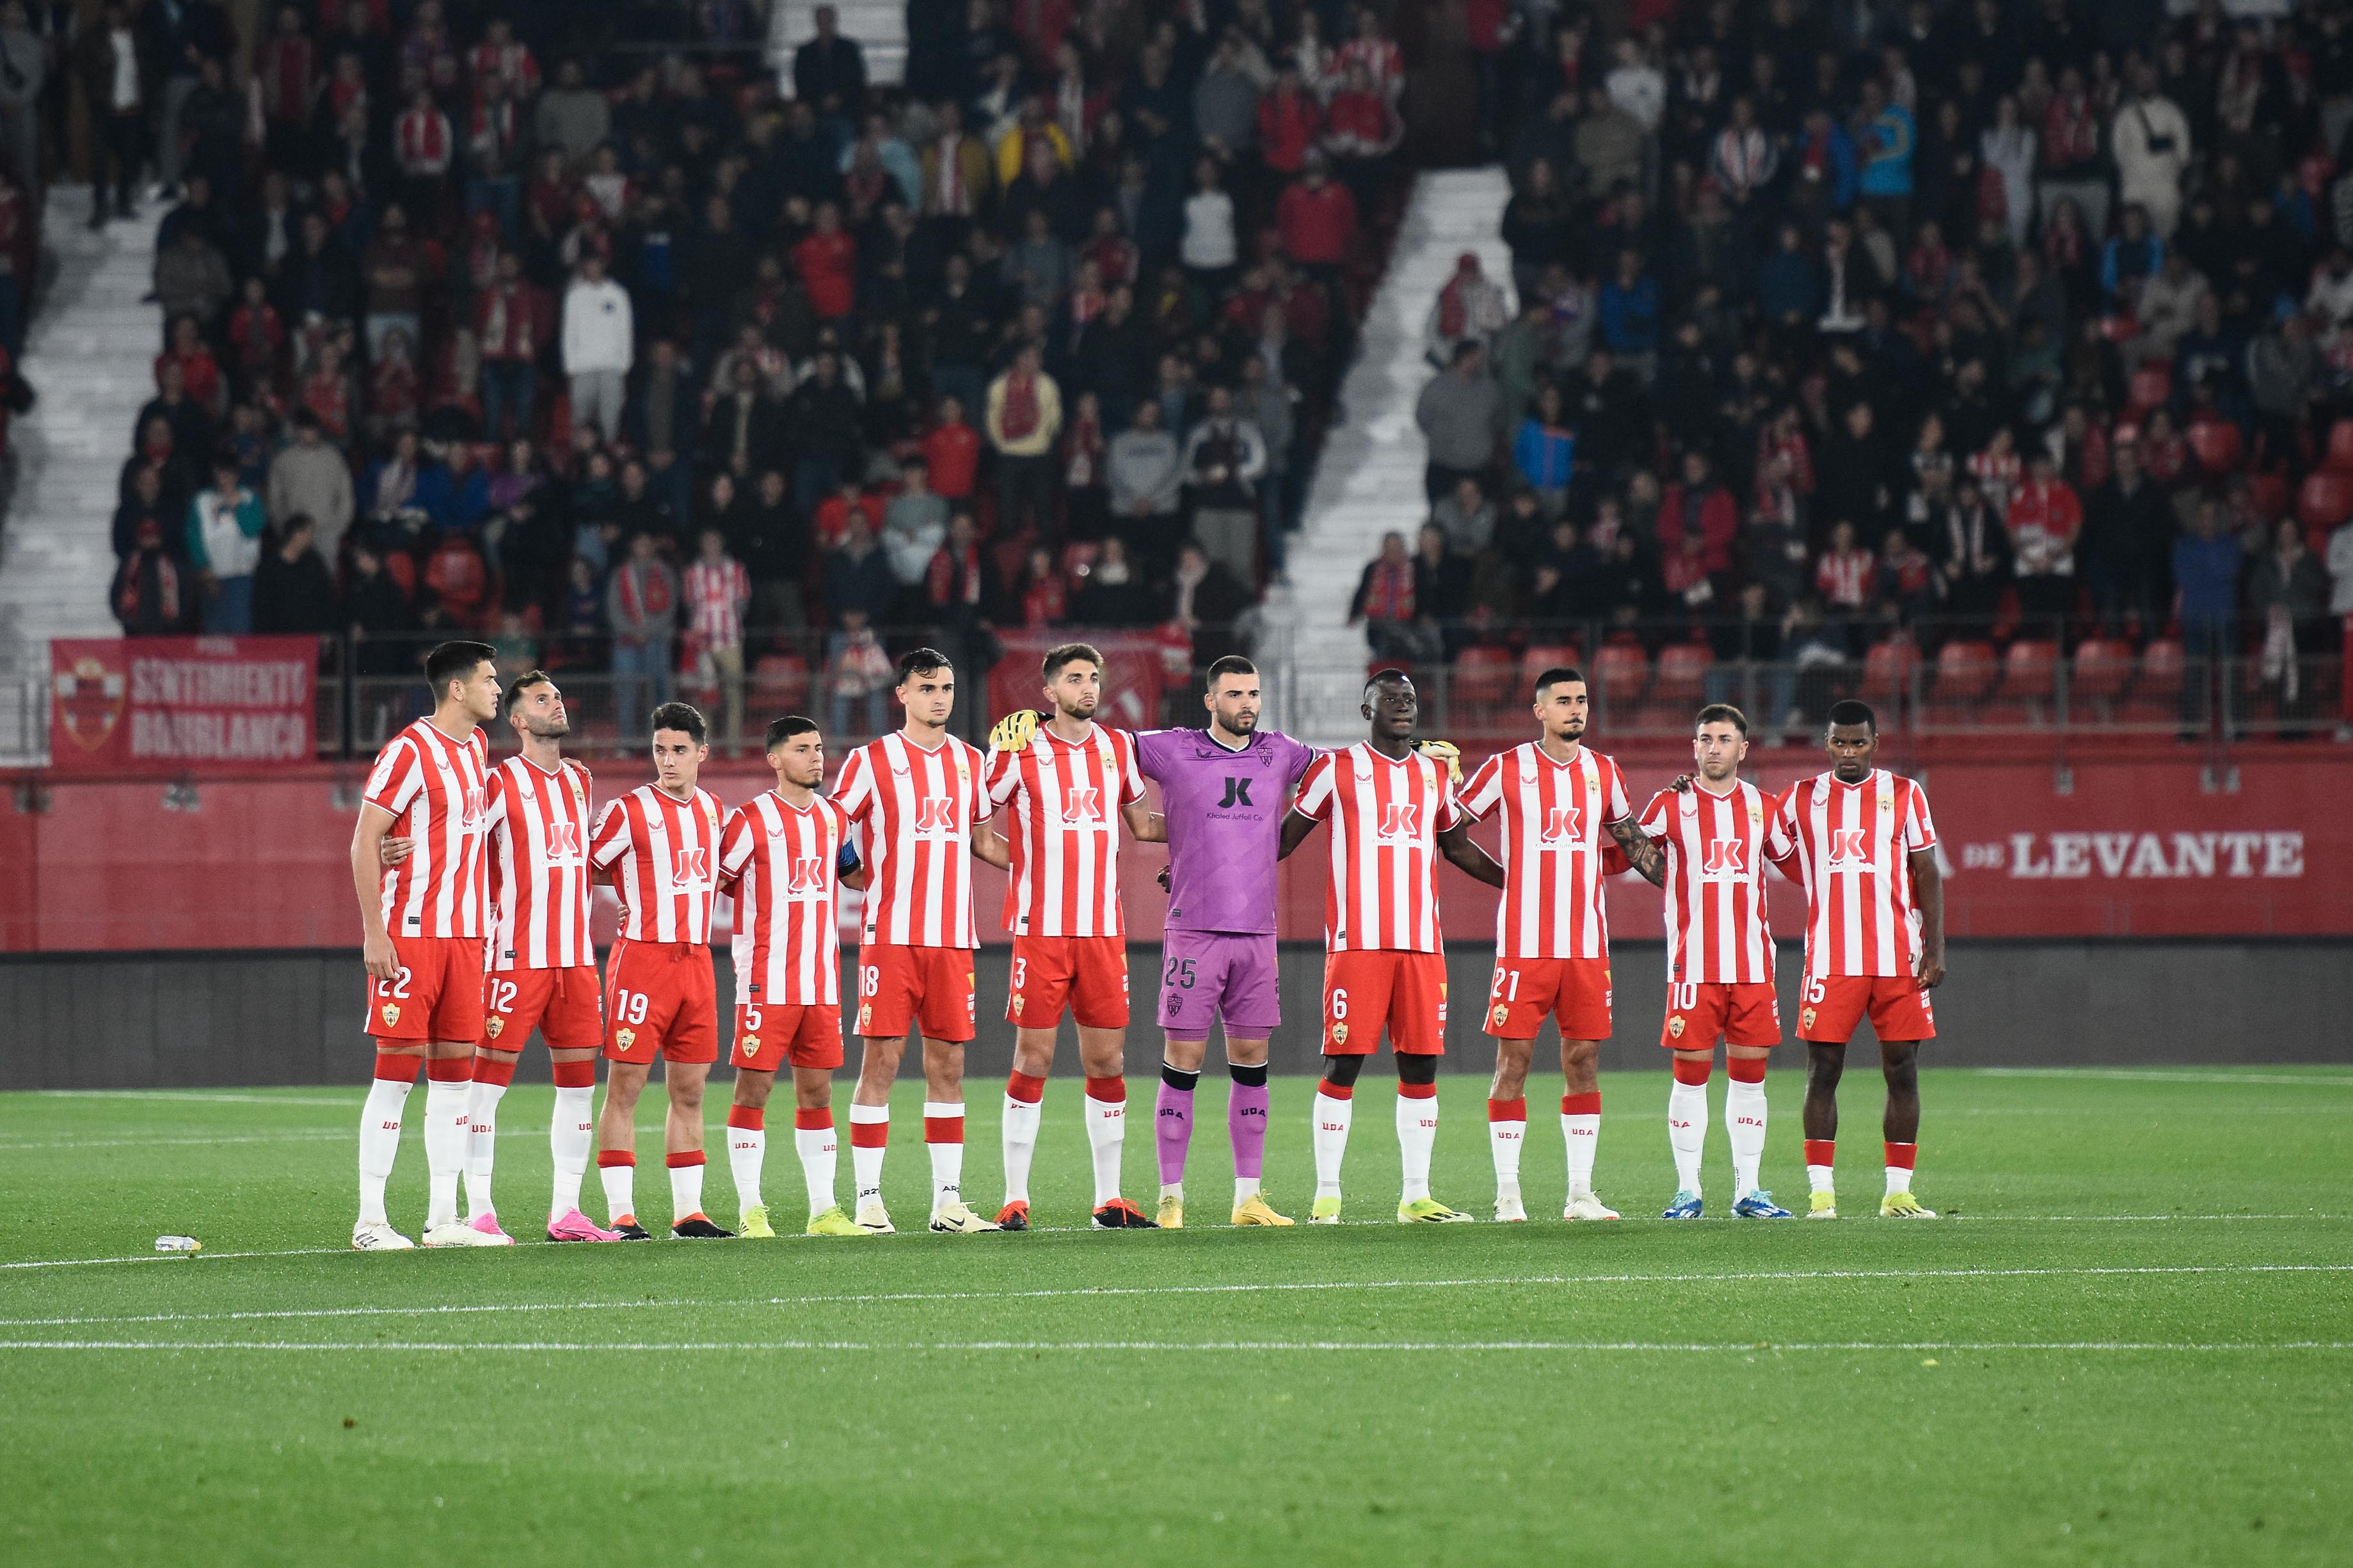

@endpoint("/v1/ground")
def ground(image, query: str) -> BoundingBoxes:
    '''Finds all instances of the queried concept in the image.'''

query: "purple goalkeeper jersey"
[1134,725,1318,935]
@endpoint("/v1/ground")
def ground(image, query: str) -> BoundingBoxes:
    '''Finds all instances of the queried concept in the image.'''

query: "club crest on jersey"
[1801,1006,1817,1031]
[1060,784,1104,823]
[379,1002,400,1027]
[1701,839,1746,875]
[1668,1015,1686,1038]
[1490,1002,1509,1028]
[615,1027,636,1050]
[740,1034,760,1054]
[1010,992,1025,1017]
[673,845,712,883]
[1329,1022,1348,1045]
[484,1016,505,1040]
[913,796,959,835]
[859,1002,873,1031]
[1541,804,1584,844]
[1827,828,1873,867]
[1375,802,1421,839]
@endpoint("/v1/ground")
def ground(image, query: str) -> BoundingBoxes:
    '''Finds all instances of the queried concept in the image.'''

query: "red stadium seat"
[422,537,486,619]
[1934,639,2000,700]
[1862,636,1920,700]
[752,653,811,713]
[2002,639,2059,701]
[1650,642,1713,707]
[2326,418,2353,473]
[2185,419,2242,475]
[2296,471,2353,533]
[1592,642,1649,708]
[2135,638,2185,699]
[2126,363,2171,418]
[2249,470,2290,522]
[1519,643,1584,689]
[382,549,418,601]
[2070,638,2134,708]
[1450,645,1513,706]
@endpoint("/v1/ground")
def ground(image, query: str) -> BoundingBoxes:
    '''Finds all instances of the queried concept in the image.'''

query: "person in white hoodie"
[186,450,267,633]
[562,251,634,438]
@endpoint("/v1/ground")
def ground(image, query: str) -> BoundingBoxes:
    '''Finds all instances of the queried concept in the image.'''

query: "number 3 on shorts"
[1011,956,1027,989]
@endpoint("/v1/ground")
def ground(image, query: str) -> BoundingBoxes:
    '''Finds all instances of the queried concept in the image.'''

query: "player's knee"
[1396,1054,1439,1087]
[732,1070,774,1109]
[1319,1053,1364,1090]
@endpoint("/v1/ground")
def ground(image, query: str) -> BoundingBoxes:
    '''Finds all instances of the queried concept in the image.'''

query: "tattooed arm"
[1605,815,1667,888]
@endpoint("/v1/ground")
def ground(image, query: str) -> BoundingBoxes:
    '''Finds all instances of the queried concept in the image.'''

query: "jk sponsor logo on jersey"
[912,796,959,838]
[1375,802,1421,841]
[1700,839,1746,876]
[1540,804,1583,844]
[1961,831,2306,880]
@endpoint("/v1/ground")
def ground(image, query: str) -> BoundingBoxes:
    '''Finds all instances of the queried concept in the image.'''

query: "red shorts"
[1661,980,1781,1050]
[1007,935,1130,1031]
[1321,950,1448,1056]
[1483,957,1611,1041]
[856,944,977,1043]
[481,966,603,1053]
[368,935,485,1044]
[1798,974,1936,1044]
[602,940,719,1065]
[731,1002,844,1072]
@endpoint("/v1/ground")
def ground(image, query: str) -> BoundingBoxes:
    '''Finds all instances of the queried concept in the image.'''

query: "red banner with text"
[48,637,316,776]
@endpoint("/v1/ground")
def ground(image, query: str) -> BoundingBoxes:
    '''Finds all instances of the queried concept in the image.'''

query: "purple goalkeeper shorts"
[1156,930,1282,1041]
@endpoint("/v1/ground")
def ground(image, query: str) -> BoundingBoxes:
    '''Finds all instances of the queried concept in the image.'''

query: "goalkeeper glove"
[989,708,1041,754]
[1416,738,1463,785]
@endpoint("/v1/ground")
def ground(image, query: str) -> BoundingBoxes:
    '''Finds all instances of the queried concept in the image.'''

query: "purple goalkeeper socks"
[1155,1082,1194,1185]
[1228,1082,1269,1180]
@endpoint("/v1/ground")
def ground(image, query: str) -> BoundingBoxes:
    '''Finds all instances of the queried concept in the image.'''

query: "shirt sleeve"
[1637,788,1672,839]
[1458,754,1502,821]
[1291,751,1336,820]
[1132,727,1169,781]
[967,742,993,824]
[588,798,632,869]
[1433,765,1460,832]
[480,766,510,834]
[1902,780,1938,852]
[1601,758,1633,825]
[717,807,755,887]
[362,738,422,817]
[1115,731,1147,806]
[832,749,873,823]
[1762,784,1799,864]
[984,742,1023,806]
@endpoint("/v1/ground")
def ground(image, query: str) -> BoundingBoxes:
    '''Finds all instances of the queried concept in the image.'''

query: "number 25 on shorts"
[1163,956,1196,989]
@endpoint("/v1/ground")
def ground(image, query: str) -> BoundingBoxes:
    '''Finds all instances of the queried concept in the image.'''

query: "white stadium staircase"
[0,186,164,761]
[769,0,907,90]
[1272,167,1512,743]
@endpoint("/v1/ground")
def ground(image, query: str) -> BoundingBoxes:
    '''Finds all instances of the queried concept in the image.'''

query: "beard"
[525,715,571,739]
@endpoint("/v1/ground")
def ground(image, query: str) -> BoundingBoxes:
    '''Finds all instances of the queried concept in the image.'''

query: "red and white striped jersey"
[484,754,596,971]
[1638,780,1776,985]
[1291,743,1460,954]
[363,718,491,940]
[589,783,726,946]
[721,791,849,1007]
[681,557,751,649]
[1458,743,1632,960]
[1766,768,1939,979]
[985,722,1145,938]
[833,731,992,949]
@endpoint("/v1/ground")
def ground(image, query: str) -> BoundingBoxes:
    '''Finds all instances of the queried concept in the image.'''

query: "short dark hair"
[423,640,496,701]
[650,701,708,743]
[765,715,819,749]
[896,646,952,685]
[1205,654,1257,686]
[502,669,554,718]
[1042,642,1105,682]
[1827,699,1877,733]
[1534,665,1585,698]
[1362,667,1412,702]
[1696,703,1748,736]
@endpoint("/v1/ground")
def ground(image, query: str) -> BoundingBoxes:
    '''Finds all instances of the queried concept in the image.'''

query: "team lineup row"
[344,638,1948,1250]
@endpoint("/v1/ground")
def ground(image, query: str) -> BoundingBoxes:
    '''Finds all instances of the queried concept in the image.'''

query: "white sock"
[795,1120,838,1216]
[924,1102,965,1210]
[669,1159,705,1223]
[356,1077,413,1226]
[1726,1077,1769,1199]
[1808,1162,1837,1196]
[1163,1180,1185,1201]
[422,1079,470,1229]
[1312,1089,1354,1197]
[1487,1106,1526,1195]
[1001,1091,1042,1204]
[1396,1090,1437,1205]
[1084,1086,1126,1207]
[727,1122,765,1209]
[1667,1079,1709,1195]
[1561,1104,1600,1198]
[850,1102,889,1208]
[1232,1176,1258,1206]
[1886,1161,1914,1198]
[463,1078,507,1219]
[549,1085,594,1219]
[599,1160,635,1223]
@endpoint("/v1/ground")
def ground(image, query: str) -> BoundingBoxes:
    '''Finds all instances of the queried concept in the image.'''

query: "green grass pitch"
[2,1066,2347,1566]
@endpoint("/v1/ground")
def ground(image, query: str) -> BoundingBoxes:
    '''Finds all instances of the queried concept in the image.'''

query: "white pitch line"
[3,1338,2350,1354]
[26,1091,367,1105]
[4,1262,2347,1328]
[0,1211,2340,1272]
[1970,1068,2353,1088]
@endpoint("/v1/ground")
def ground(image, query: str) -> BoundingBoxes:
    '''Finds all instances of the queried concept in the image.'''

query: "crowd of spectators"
[1353,0,2353,739]
[88,0,1443,741]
